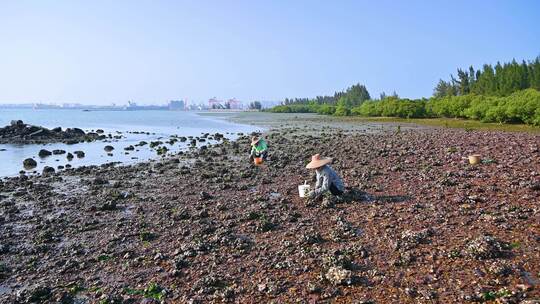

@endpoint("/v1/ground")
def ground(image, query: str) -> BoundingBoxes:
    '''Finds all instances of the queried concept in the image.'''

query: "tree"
[433,79,457,97]
[438,57,540,97]
[249,101,262,110]
[345,84,371,106]
[455,68,470,95]
[469,66,476,89]
[334,99,350,116]
[530,57,540,90]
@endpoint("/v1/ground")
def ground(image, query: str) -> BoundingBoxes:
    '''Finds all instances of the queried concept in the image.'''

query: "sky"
[0,0,539,105]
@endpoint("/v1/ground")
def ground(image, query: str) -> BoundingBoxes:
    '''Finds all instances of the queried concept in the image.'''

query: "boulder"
[23,158,37,168]
[66,128,85,135]
[38,149,52,157]
[74,151,85,158]
[104,145,115,152]
[42,166,55,176]
[10,120,24,127]
[52,149,66,155]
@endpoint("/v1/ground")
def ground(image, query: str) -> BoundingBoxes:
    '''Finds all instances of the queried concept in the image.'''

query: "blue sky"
[0,0,539,104]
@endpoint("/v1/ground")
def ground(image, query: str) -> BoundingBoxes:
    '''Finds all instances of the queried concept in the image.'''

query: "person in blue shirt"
[306,154,344,199]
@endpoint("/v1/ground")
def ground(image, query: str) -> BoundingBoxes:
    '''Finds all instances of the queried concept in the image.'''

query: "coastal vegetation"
[269,57,540,125]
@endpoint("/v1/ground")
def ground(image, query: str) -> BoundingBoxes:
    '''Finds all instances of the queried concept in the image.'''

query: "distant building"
[208,97,224,109]
[226,98,242,110]
[168,100,185,110]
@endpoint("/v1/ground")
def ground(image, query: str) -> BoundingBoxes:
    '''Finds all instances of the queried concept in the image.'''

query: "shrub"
[334,103,350,116]
[269,104,319,113]
[269,89,540,125]
[317,104,336,115]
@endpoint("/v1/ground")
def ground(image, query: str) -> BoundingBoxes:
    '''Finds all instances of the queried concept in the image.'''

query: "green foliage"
[268,104,319,113]
[333,102,350,116]
[337,84,371,107]
[352,100,382,116]
[317,104,336,115]
[426,95,473,118]
[124,283,166,301]
[268,58,540,127]
[351,97,427,118]
[437,57,540,97]
[426,89,540,124]
[275,82,370,111]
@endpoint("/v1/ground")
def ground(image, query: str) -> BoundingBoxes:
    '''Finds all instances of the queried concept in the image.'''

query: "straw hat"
[251,136,261,146]
[306,154,332,169]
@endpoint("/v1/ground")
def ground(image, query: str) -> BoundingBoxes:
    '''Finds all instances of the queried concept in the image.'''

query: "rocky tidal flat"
[0,121,539,303]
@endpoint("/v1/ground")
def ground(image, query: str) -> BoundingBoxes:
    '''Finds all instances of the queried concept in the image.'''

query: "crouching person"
[306,154,344,200]
[250,136,268,161]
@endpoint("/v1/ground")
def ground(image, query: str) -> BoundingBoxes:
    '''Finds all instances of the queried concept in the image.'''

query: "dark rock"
[93,177,109,185]
[23,158,37,168]
[104,145,114,152]
[10,120,24,127]
[200,191,213,200]
[38,149,52,157]
[42,166,55,176]
[100,201,117,211]
[66,128,85,135]
[74,151,85,158]
[22,285,52,302]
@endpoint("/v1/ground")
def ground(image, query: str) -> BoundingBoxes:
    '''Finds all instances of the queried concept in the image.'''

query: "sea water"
[0,109,260,177]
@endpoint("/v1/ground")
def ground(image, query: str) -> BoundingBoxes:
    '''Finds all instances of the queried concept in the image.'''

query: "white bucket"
[298,184,311,198]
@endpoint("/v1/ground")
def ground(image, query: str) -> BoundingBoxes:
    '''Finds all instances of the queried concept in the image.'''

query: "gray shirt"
[313,165,344,197]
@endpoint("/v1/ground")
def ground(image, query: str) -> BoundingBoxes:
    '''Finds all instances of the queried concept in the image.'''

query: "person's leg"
[329,183,344,196]
[261,150,268,160]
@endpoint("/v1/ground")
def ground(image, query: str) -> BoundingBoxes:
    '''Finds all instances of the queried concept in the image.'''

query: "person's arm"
[250,146,256,157]
[310,171,329,199]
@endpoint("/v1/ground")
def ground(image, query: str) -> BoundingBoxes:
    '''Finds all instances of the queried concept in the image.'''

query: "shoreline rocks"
[0,120,102,144]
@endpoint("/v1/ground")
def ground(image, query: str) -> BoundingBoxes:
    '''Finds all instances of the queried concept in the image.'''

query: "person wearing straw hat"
[306,154,344,199]
[250,136,268,161]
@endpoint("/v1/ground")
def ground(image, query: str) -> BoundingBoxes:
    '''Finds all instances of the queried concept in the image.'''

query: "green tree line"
[269,57,540,125]
[434,57,540,97]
